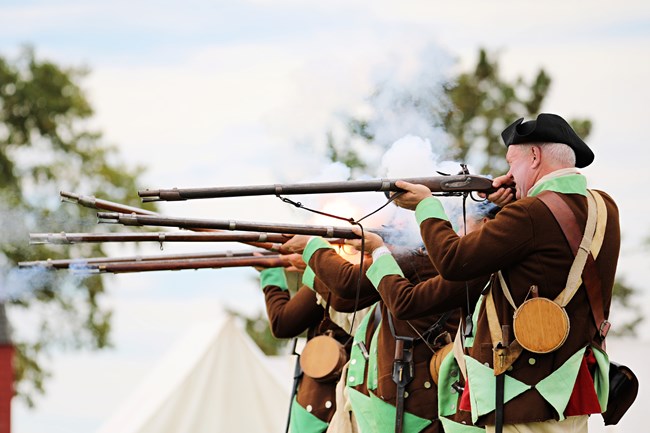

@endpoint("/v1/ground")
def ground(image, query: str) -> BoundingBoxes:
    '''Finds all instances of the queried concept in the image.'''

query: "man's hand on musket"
[285,253,307,273]
[279,234,312,255]
[479,174,516,207]
[345,226,385,254]
[392,180,432,210]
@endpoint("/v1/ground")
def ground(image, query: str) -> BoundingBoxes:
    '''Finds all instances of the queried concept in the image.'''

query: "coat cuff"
[302,237,334,264]
[302,266,316,290]
[367,254,404,289]
[415,196,448,225]
[260,267,288,291]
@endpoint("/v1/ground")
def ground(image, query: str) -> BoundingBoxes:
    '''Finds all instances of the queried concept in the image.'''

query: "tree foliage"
[0,46,156,406]
[443,49,592,175]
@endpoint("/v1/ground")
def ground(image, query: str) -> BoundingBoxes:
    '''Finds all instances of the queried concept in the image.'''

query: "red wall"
[0,345,13,433]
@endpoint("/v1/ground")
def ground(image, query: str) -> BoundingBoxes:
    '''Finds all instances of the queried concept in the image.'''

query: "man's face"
[505,145,535,199]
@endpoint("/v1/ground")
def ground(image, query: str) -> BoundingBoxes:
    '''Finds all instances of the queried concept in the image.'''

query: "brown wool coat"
[308,248,464,433]
[263,284,351,423]
[419,191,620,425]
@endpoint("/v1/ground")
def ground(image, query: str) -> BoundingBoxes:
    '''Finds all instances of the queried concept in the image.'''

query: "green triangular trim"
[464,356,531,423]
[366,322,381,391]
[440,417,484,433]
[259,267,288,291]
[464,296,484,349]
[535,348,584,421]
[346,304,377,387]
[347,388,377,433]
[290,396,329,433]
[529,174,587,197]
[367,254,405,289]
[592,346,610,411]
[368,391,432,433]
[437,349,460,417]
[415,196,448,225]
[303,237,335,264]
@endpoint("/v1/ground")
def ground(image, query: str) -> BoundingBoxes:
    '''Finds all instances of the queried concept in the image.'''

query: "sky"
[1,1,649,432]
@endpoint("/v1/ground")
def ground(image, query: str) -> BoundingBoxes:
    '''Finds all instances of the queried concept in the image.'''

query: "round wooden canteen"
[300,335,348,382]
[513,297,570,354]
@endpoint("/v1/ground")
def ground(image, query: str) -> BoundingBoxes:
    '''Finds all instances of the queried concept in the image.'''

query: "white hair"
[518,142,576,167]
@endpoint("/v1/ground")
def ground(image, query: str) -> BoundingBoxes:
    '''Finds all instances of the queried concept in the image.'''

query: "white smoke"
[277,45,487,248]
[0,206,30,245]
[284,134,488,249]
[379,135,439,178]
[361,44,454,157]
[0,266,57,302]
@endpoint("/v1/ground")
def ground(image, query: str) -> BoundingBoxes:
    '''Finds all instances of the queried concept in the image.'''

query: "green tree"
[0,46,156,406]
[443,48,591,175]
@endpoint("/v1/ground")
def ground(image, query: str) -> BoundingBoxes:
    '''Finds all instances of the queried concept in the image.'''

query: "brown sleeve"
[308,248,378,300]
[377,272,488,320]
[419,199,537,281]
[262,285,323,338]
[313,276,380,313]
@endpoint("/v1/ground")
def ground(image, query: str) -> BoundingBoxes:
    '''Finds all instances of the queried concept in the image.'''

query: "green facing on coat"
[290,396,329,433]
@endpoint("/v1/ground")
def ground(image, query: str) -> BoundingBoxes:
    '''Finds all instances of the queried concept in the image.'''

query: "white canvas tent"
[96,313,292,433]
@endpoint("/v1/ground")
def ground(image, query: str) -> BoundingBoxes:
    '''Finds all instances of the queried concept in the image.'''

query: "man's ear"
[531,145,542,168]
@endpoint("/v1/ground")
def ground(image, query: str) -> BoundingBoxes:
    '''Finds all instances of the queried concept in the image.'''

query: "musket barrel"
[29,231,290,245]
[61,191,285,251]
[97,212,371,239]
[18,250,278,269]
[60,191,157,215]
[138,174,498,202]
[81,255,290,274]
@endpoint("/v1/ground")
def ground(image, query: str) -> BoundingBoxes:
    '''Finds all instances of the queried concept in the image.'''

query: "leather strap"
[554,191,597,307]
[537,191,610,340]
[498,191,599,310]
[387,312,414,433]
[497,271,517,310]
[484,287,523,375]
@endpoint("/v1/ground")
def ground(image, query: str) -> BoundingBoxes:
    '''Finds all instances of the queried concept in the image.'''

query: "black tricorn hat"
[501,113,594,168]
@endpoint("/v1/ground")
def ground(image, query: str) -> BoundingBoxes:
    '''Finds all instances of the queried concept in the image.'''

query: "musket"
[60,191,283,251]
[61,191,158,215]
[29,231,291,245]
[78,255,291,274]
[97,212,384,239]
[18,250,278,269]
[138,174,498,202]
